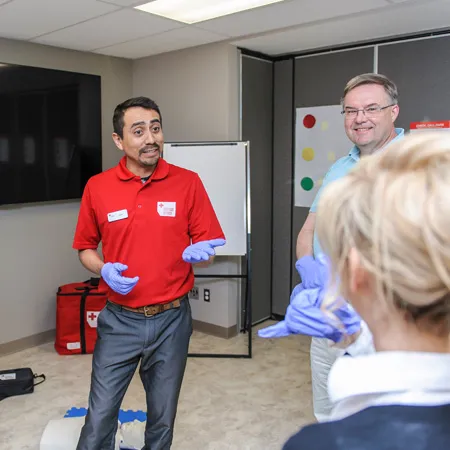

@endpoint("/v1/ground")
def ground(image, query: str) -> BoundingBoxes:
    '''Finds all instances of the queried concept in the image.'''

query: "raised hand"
[182,239,226,264]
[259,254,361,342]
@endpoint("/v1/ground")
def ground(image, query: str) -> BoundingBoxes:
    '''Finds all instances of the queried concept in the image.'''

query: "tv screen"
[0,62,102,206]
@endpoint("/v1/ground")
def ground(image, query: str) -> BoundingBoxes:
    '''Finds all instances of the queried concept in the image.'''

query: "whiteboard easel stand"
[164,141,252,359]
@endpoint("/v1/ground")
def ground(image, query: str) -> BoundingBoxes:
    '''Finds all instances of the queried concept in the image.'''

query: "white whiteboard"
[163,142,249,256]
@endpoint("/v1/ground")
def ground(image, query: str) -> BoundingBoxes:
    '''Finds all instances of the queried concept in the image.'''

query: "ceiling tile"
[233,0,450,55]
[32,8,183,52]
[195,0,388,37]
[96,0,149,6]
[0,0,119,40]
[94,26,228,59]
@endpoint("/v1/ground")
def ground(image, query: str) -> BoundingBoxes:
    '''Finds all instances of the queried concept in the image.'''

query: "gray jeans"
[76,296,192,450]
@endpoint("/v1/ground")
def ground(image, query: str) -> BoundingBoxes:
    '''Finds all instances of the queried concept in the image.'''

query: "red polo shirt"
[73,156,225,307]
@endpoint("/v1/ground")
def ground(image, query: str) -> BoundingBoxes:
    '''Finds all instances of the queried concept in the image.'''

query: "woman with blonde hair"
[282,132,450,449]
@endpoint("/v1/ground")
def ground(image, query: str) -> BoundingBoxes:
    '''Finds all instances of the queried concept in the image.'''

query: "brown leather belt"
[120,296,183,317]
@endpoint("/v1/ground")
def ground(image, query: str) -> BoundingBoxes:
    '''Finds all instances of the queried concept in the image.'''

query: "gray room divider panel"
[269,49,376,317]
[378,35,450,130]
[290,49,374,292]
[272,59,294,316]
[241,55,274,323]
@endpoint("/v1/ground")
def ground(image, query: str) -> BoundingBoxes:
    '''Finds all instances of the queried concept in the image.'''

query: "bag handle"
[33,373,46,387]
[75,277,101,291]
[85,277,100,287]
[74,277,101,292]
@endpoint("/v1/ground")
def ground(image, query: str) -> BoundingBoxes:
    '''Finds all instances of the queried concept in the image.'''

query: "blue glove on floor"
[101,262,139,295]
[258,254,361,342]
[182,239,226,263]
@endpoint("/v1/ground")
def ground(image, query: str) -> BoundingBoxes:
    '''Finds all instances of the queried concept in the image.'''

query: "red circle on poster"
[303,114,316,128]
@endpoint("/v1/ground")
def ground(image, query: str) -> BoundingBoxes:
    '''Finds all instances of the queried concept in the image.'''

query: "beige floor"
[0,322,314,450]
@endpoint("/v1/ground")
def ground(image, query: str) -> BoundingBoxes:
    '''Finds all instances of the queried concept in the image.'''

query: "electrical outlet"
[203,288,210,302]
[189,286,199,300]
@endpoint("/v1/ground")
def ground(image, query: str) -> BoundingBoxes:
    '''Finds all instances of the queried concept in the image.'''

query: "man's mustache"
[139,145,160,155]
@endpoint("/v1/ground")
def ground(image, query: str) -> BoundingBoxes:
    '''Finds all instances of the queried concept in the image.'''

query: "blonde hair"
[316,132,450,330]
[341,73,398,105]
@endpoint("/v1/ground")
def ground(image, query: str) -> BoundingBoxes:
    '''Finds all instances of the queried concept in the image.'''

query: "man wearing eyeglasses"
[296,73,404,422]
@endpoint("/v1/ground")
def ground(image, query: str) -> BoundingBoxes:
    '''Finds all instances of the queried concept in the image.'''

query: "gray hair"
[341,73,399,105]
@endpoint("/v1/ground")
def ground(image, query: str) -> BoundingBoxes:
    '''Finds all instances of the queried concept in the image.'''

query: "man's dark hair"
[113,96,162,138]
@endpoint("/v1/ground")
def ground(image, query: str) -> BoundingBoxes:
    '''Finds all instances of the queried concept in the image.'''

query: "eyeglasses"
[341,104,395,119]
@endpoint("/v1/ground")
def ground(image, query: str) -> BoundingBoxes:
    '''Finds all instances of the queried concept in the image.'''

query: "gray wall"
[241,55,274,323]
[272,48,375,315]
[0,38,133,349]
[271,34,450,316]
[291,49,375,285]
[272,59,293,316]
[378,35,450,128]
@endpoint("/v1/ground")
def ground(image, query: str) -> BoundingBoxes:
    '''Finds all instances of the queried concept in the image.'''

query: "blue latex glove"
[295,254,328,288]
[258,254,361,342]
[100,262,139,295]
[256,282,304,338]
[182,239,226,263]
[258,289,361,341]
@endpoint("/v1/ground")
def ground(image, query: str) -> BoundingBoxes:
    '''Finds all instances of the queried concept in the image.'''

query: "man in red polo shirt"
[73,96,225,450]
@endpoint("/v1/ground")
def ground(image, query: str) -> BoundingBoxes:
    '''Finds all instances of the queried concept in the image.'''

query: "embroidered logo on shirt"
[157,202,176,217]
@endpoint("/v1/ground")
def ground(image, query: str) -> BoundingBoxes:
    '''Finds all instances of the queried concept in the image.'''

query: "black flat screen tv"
[0,62,102,206]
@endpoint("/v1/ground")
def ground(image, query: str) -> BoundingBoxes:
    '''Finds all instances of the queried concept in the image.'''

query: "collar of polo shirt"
[116,156,169,182]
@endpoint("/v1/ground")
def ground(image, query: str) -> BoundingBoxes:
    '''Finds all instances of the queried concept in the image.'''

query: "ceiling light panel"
[135,0,285,24]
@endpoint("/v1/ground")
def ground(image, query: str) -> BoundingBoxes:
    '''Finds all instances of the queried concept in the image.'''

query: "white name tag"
[107,209,128,222]
[67,342,81,350]
[157,202,176,217]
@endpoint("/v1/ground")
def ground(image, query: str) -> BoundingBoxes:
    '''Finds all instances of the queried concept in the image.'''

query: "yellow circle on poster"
[321,121,329,131]
[316,178,323,187]
[328,151,336,162]
[302,147,315,161]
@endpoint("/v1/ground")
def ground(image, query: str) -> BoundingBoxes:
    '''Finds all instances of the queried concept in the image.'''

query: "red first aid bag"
[55,277,108,355]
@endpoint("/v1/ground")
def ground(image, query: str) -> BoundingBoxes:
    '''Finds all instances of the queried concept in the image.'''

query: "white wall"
[0,39,241,348]
[133,42,241,330]
[133,42,240,142]
[0,38,133,346]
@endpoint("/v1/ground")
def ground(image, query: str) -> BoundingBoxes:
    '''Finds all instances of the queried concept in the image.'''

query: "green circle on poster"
[301,177,314,191]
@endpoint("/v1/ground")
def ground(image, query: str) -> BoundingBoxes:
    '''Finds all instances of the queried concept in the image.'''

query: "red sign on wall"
[410,121,450,131]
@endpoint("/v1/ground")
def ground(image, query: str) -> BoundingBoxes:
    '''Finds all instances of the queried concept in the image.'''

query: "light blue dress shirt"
[310,128,405,257]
